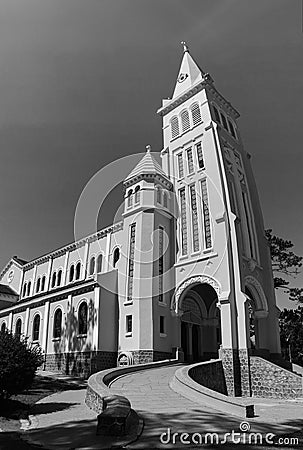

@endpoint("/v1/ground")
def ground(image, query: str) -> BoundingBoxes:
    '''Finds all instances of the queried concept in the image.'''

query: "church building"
[0,44,281,396]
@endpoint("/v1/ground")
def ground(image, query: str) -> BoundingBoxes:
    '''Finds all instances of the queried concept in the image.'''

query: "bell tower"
[157,43,281,395]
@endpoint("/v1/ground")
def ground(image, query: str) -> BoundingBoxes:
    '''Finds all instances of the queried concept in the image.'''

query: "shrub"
[0,329,44,400]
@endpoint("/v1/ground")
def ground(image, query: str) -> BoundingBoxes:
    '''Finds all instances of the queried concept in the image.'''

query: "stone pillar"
[65,294,73,353]
[63,251,69,285]
[30,264,37,296]
[24,307,30,338]
[42,301,50,354]
[46,257,53,291]
[93,286,100,350]
[237,295,252,397]
[105,231,112,271]
[8,312,13,332]
[188,323,193,362]
[82,240,89,280]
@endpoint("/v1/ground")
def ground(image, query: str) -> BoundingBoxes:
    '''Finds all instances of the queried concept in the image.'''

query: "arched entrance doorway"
[179,283,221,362]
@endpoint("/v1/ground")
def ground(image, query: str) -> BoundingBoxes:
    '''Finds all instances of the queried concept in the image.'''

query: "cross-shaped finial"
[181,41,189,53]
[146,145,151,153]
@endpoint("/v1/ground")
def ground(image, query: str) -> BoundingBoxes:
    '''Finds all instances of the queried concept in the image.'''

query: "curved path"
[109,363,303,449]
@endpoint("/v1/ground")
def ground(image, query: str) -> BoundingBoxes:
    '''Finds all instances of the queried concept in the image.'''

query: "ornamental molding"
[244,275,268,312]
[171,275,221,313]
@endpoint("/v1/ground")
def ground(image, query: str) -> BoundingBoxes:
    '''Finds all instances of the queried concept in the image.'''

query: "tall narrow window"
[190,185,200,252]
[196,142,204,169]
[127,189,133,207]
[158,226,164,302]
[69,265,75,282]
[179,188,188,255]
[134,186,140,204]
[156,186,162,204]
[242,191,255,259]
[75,262,81,280]
[187,148,194,174]
[220,112,228,130]
[32,314,40,341]
[57,270,62,286]
[213,105,221,123]
[89,257,95,275]
[163,191,168,208]
[36,277,41,293]
[27,281,31,297]
[160,316,165,334]
[177,153,184,179]
[41,275,46,291]
[201,180,212,249]
[78,302,88,335]
[51,272,57,288]
[1,322,6,333]
[15,318,22,338]
[127,224,136,302]
[181,110,190,133]
[23,283,27,297]
[97,254,103,273]
[113,248,120,268]
[126,315,132,334]
[171,116,179,139]
[191,103,202,126]
[53,309,62,339]
[228,119,237,139]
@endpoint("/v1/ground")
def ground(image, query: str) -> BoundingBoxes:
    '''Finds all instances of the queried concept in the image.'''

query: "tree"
[0,329,44,400]
[279,307,303,365]
[265,229,303,303]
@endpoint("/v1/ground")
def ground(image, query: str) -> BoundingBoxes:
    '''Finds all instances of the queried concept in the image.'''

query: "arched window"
[163,191,168,208]
[57,269,62,286]
[27,281,31,297]
[32,314,40,341]
[53,308,62,339]
[190,103,202,126]
[89,257,95,276]
[23,283,27,297]
[220,111,228,130]
[75,262,81,280]
[127,189,133,207]
[1,322,6,333]
[51,272,57,288]
[36,277,41,293]
[113,248,120,268]
[181,110,190,133]
[212,104,221,123]
[69,264,75,282]
[97,254,103,273]
[134,186,140,204]
[15,318,22,338]
[156,186,162,204]
[78,302,88,335]
[171,116,179,139]
[41,275,46,291]
[228,119,237,139]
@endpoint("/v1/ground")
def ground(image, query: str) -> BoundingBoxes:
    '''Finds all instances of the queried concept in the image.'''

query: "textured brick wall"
[250,356,303,399]
[189,360,227,395]
[131,350,172,365]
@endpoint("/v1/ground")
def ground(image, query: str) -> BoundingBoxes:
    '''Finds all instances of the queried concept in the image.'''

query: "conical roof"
[125,146,169,182]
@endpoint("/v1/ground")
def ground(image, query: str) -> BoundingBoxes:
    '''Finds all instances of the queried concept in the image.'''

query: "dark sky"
[0,0,302,309]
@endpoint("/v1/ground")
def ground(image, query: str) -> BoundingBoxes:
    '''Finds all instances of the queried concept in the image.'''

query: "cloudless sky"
[0,0,302,309]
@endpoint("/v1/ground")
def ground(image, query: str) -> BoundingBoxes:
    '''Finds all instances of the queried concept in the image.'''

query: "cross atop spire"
[181,41,189,53]
[146,145,151,153]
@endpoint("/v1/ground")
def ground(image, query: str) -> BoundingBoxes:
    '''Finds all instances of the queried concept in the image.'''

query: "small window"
[171,116,179,139]
[113,248,120,268]
[69,264,75,282]
[27,281,31,297]
[177,153,184,179]
[196,142,204,169]
[51,272,57,288]
[228,119,236,138]
[78,302,88,335]
[32,314,40,341]
[127,189,133,207]
[187,148,194,174]
[15,318,22,338]
[53,308,62,339]
[97,254,103,273]
[57,270,62,286]
[220,112,228,130]
[134,185,140,204]
[163,191,168,208]
[160,316,165,334]
[126,315,132,334]
[36,277,41,293]
[156,186,162,204]
[23,282,27,297]
[213,105,221,123]
[41,275,46,291]
[1,322,6,333]
[191,103,202,126]
[181,110,190,133]
[89,257,95,276]
[75,262,81,280]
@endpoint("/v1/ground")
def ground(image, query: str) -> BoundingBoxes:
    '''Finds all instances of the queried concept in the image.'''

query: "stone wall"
[250,356,303,399]
[44,351,117,378]
[188,360,227,395]
[130,350,173,365]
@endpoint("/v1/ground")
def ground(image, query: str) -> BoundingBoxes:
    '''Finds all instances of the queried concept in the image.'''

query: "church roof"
[0,284,18,296]
[172,42,206,100]
[12,256,27,266]
[125,146,170,183]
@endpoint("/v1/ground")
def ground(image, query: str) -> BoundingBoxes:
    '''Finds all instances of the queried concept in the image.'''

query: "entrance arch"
[179,283,221,362]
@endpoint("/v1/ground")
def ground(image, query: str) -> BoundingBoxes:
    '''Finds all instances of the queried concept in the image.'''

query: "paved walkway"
[23,365,303,449]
